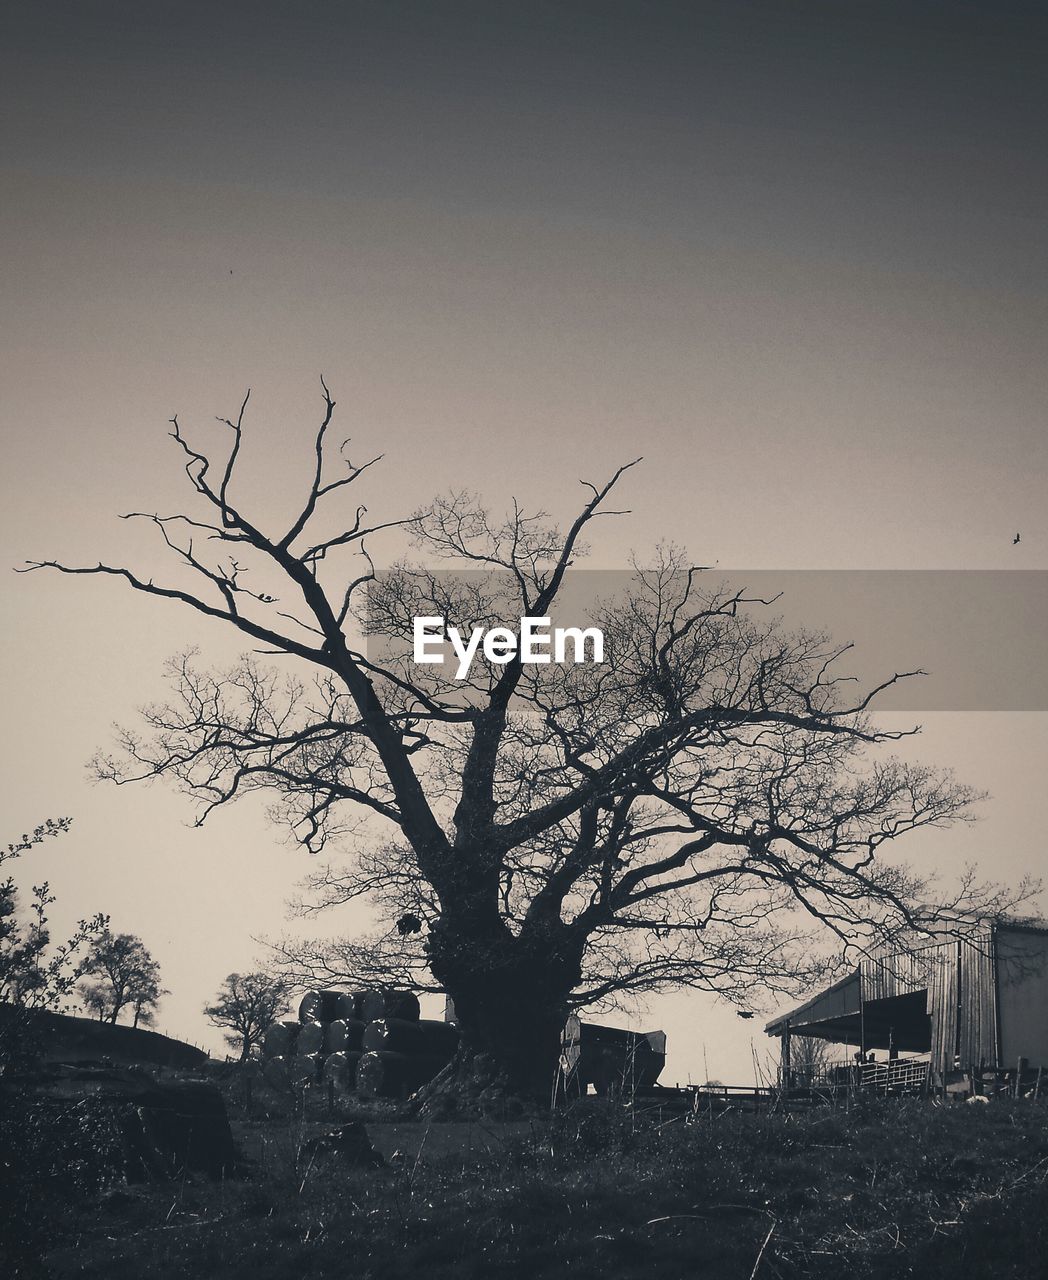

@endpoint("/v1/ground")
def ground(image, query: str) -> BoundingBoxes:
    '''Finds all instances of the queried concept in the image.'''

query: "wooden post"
[1014,1056,1028,1099]
[780,1021,792,1091]
[1033,1066,1043,1101]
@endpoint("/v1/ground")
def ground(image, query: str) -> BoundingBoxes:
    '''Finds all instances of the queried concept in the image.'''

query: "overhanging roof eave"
[764,968,862,1037]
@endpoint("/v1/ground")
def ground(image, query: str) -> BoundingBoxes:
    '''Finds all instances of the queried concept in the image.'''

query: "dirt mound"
[0,1004,209,1070]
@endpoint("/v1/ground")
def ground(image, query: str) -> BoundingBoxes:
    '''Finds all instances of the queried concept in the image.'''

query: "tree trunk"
[422,915,581,1107]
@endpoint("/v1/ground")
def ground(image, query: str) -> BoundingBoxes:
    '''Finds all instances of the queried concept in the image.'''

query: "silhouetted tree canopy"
[80,930,165,1028]
[204,970,288,1060]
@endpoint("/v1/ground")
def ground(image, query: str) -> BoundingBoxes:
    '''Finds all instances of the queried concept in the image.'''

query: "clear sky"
[2,0,1045,1083]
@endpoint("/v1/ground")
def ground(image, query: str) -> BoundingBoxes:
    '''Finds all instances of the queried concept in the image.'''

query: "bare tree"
[79,931,165,1027]
[204,971,288,1060]
[24,384,1029,1096]
[791,1035,832,1087]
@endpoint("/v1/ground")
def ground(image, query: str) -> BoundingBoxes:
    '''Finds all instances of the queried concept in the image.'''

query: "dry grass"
[17,1088,1048,1280]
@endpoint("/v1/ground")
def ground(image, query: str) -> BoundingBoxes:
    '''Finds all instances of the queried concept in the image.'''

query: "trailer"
[559,1015,667,1097]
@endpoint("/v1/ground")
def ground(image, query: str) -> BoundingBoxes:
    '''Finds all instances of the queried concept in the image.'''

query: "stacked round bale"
[357,1009,460,1099]
[261,989,362,1091]
[261,988,459,1099]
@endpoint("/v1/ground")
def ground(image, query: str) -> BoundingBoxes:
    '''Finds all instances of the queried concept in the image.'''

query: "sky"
[1,0,1045,1083]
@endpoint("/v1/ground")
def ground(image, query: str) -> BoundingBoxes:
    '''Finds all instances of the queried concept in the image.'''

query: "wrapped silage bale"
[355,1050,449,1099]
[298,989,351,1024]
[323,1050,363,1093]
[336,992,363,1020]
[263,1019,301,1059]
[361,1018,459,1058]
[296,1020,326,1056]
[289,1053,323,1086]
[358,989,421,1023]
[263,1055,292,1091]
[325,1018,366,1053]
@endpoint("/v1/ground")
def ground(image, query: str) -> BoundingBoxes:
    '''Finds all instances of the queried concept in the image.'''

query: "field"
[10,1077,1048,1280]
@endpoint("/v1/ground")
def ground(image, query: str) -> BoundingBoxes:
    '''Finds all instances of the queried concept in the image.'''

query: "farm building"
[765,919,1048,1087]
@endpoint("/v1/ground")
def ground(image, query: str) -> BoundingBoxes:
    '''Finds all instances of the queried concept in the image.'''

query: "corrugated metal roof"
[764,970,861,1036]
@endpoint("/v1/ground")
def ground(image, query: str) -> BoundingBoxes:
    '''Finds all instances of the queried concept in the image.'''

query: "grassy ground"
[22,1088,1048,1279]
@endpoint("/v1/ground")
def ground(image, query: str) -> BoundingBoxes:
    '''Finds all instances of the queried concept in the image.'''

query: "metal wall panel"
[860,930,996,1072]
[996,926,1048,1068]
[958,933,997,1068]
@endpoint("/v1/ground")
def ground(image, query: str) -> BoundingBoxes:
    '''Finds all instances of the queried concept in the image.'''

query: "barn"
[765,919,1048,1089]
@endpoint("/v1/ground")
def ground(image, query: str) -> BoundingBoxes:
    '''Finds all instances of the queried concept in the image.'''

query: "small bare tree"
[79,931,165,1027]
[204,971,288,1060]
[25,384,1029,1097]
[791,1035,832,1087]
